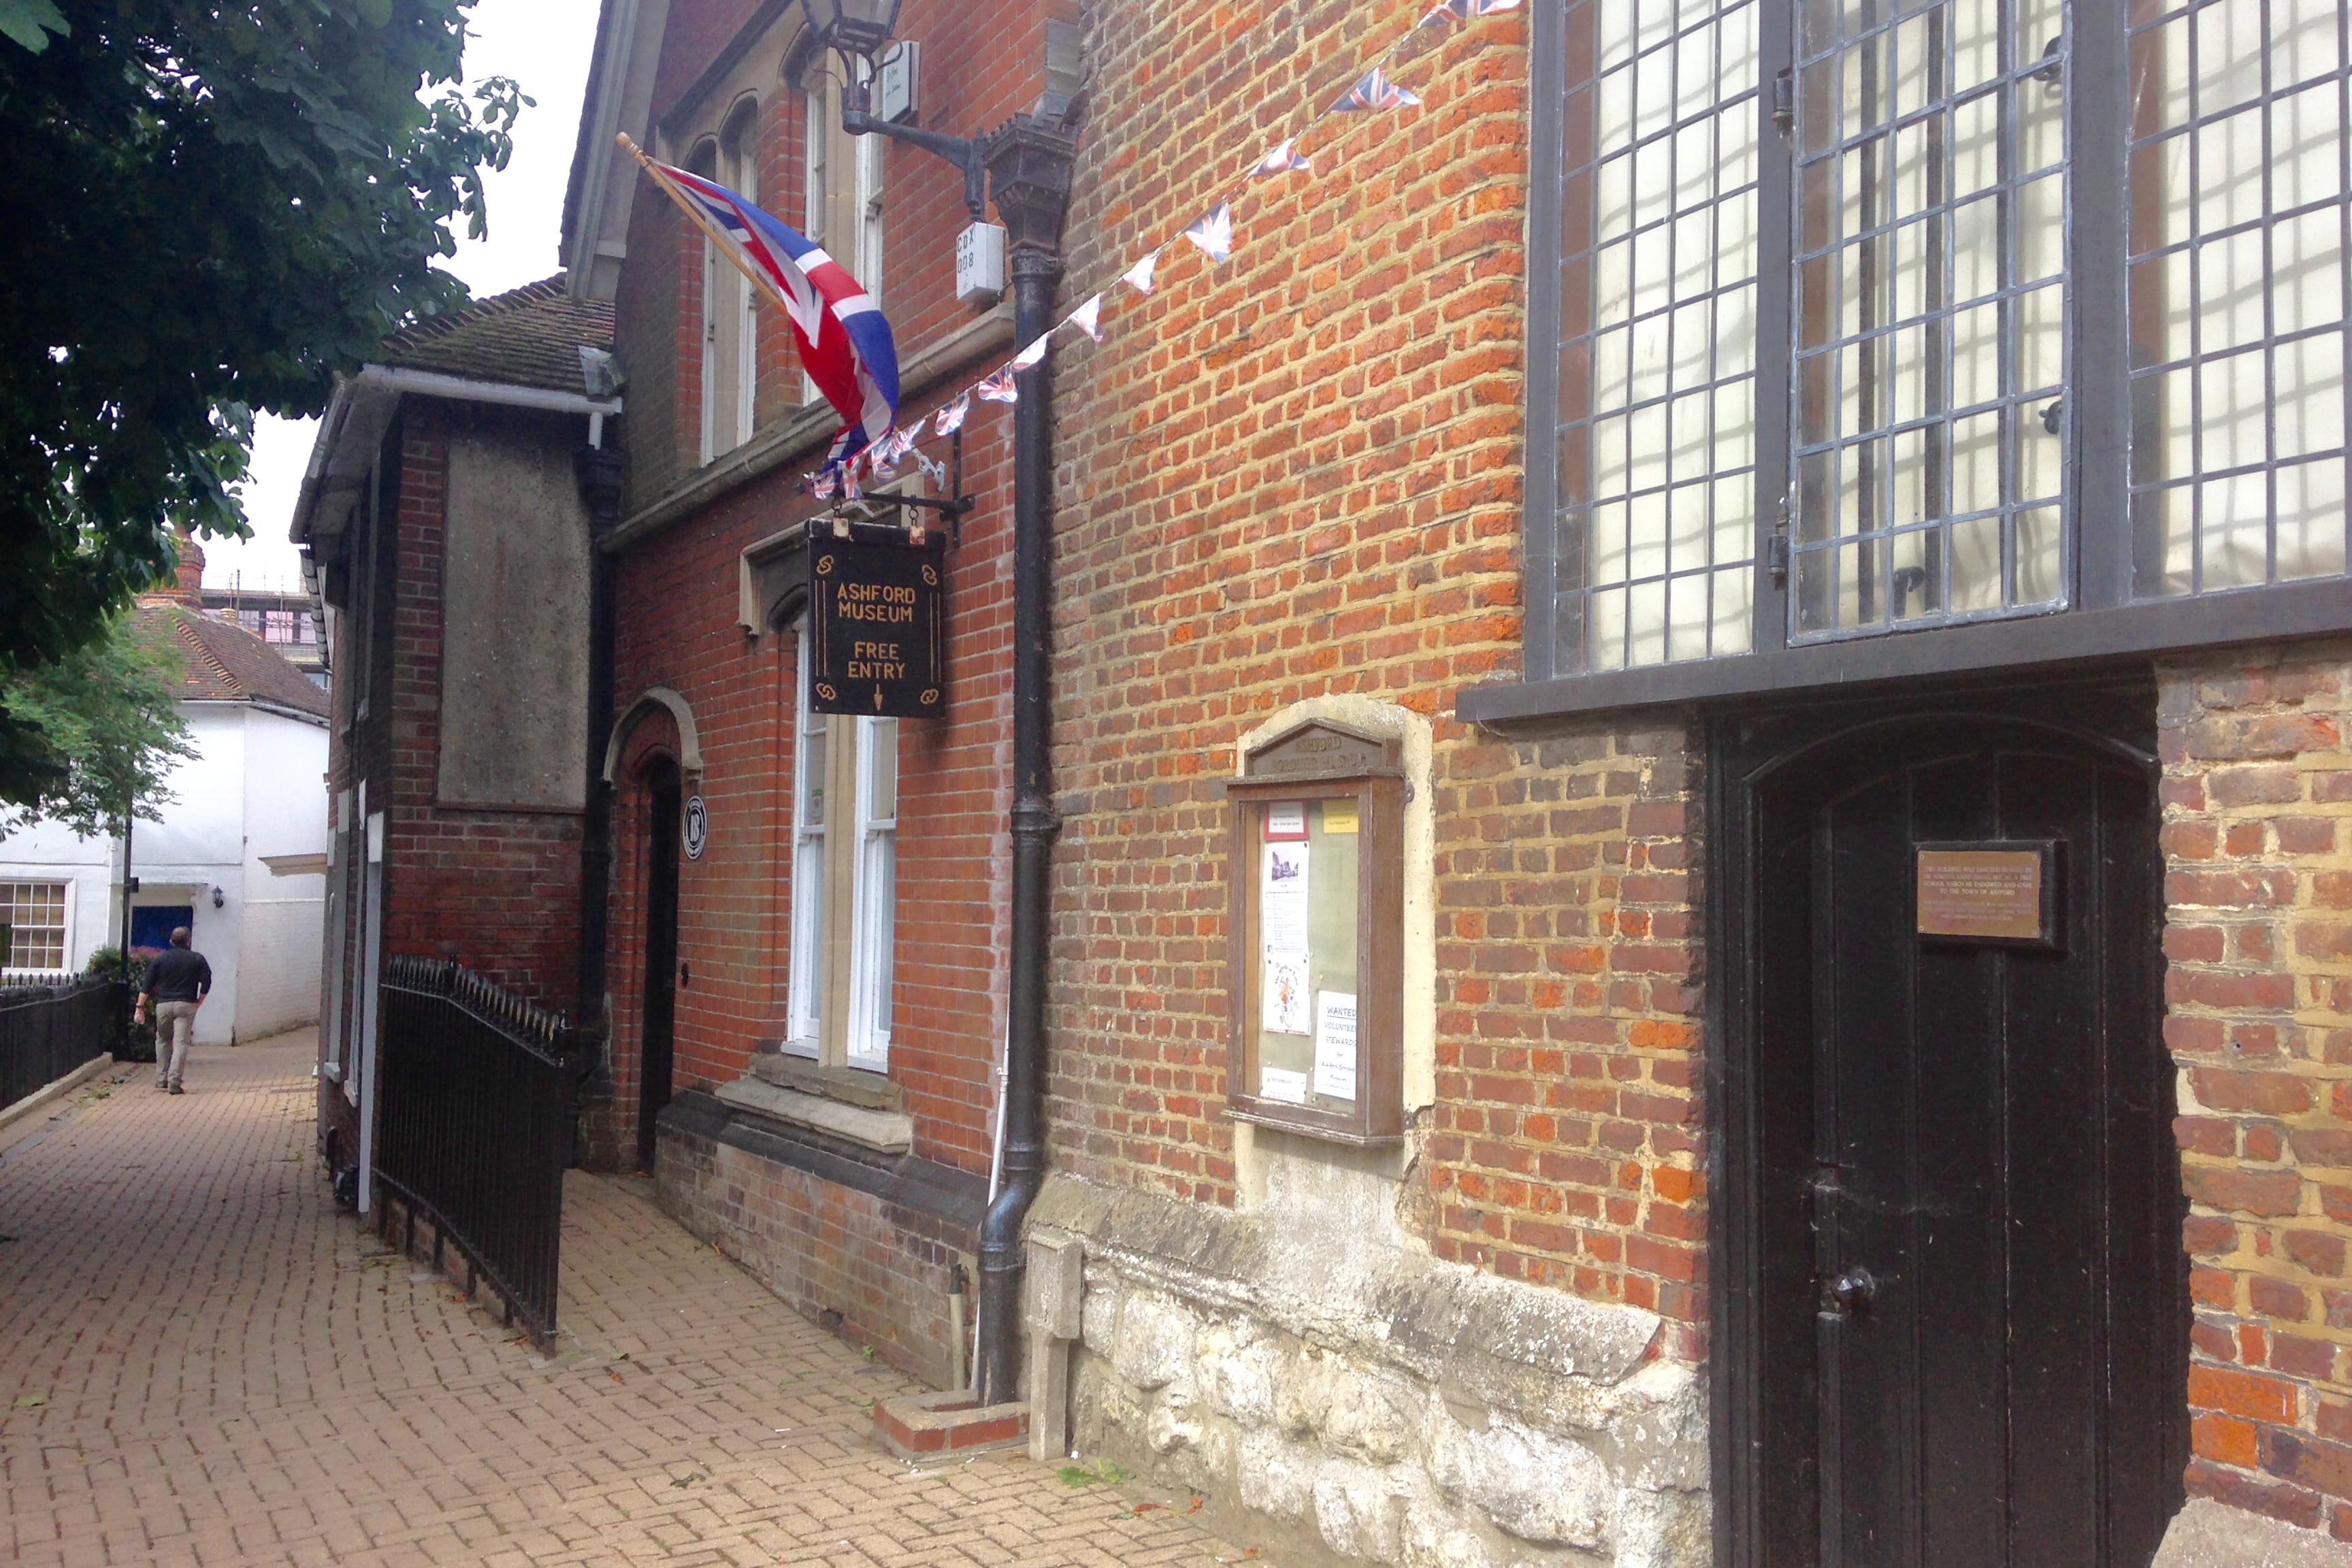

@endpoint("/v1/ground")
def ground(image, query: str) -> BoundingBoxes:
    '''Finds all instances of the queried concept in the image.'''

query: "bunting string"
[804,0,1521,503]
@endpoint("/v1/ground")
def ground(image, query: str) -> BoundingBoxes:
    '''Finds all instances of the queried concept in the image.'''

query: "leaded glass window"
[1555,0,1763,672]
[2127,0,2352,593]
[1516,0,2352,712]
[1791,0,2072,636]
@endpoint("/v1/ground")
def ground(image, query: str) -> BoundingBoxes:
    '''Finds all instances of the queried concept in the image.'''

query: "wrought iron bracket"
[840,82,988,222]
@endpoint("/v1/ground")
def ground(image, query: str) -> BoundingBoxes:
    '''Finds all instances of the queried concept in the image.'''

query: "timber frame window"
[0,881,68,970]
[693,100,762,464]
[1487,0,2352,721]
[784,622,898,1071]
[800,60,885,405]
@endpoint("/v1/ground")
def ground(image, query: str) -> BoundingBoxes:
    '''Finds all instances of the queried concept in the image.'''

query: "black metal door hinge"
[1771,69,1795,137]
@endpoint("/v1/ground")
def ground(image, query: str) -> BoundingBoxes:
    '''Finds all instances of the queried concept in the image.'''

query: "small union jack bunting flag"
[811,468,839,500]
[975,366,1019,403]
[1253,139,1313,177]
[1420,0,1518,21]
[1068,294,1105,341]
[934,391,972,434]
[1333,66,1421,111]
[1011,334,1049,370]
[1122,252,1160,295]
[1183,201,1234,263]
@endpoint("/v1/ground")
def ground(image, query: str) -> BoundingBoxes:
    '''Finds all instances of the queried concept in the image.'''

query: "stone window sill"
[748,1047,904,1111]
[714,1076,913,1156]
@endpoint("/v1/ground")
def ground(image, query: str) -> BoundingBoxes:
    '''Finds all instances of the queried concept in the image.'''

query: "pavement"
[0,1031,1256,1567]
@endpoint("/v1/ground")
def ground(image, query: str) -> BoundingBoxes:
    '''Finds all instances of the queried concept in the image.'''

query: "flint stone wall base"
[1025,1173,1709,1568]
[2154,1499,2352,1567]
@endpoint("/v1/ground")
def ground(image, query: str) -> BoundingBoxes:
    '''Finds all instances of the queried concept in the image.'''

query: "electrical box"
[877,42,920,123]
[956,222,1007,306]
[1225,720,1407,1146]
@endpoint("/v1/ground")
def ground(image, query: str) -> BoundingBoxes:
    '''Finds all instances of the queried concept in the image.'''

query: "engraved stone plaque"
[1242,719,1401,782]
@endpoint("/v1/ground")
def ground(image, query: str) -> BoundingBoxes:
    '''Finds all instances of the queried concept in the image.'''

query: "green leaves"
[0,0,67,54]
[0,0,524,687]
[0,607,197,836]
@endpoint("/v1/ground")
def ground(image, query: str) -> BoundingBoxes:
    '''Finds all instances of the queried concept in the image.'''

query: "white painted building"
[0,551,330,1045]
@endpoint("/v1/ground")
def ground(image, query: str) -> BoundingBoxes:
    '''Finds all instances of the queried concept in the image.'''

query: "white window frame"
[785,628,828,1053]
[783,621,897,1071]
[0,879,71,971]
[801,63,884,404]
[845,709,896,1071]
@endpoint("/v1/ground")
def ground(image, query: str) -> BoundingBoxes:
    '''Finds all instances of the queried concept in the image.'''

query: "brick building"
[516,0,2352,1562]
[559,0,1077,1388]
[294,278,619,1209]
[1024,5,2352,1568]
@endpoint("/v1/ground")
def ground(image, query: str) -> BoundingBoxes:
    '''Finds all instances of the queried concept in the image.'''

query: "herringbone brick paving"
[0,1033,1253,1567]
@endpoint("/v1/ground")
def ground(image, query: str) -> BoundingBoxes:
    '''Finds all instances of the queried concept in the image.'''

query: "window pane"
[787,637,826,1049]
[1790,0,2074,641]
[2128,0,2352,595]
[1,881,69,970]
[1554,0,1761,672]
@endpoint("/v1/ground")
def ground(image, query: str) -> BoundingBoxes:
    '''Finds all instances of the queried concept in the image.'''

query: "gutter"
[289,365,623,550]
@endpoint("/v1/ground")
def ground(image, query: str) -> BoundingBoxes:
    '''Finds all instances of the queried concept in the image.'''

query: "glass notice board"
[1253,798,1361,1109]
[1228,765,1403,1145]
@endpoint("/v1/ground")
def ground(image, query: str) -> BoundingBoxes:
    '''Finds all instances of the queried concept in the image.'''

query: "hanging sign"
[808,529,947,717]
[682,796,708,860]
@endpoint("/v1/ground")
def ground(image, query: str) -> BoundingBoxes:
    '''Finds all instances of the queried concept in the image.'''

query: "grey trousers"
[153,1001,197,1090]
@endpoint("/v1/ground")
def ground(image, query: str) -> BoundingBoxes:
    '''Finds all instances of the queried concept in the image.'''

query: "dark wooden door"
[1731,706,2188,1568]
[637,761,681,1172]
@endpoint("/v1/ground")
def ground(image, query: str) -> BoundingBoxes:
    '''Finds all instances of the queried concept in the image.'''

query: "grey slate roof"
[376,275,615,395]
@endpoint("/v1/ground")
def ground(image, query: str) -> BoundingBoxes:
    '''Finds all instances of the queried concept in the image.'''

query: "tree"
[0,608,196,840]
[0,0,523,800]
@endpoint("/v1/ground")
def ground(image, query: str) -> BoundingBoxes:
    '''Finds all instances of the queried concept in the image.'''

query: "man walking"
[136,927,211,1094]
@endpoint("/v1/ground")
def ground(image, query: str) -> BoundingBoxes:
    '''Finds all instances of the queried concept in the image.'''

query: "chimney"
[162,525,206,605]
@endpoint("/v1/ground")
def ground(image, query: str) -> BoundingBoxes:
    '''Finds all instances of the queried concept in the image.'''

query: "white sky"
[206,3,598,591]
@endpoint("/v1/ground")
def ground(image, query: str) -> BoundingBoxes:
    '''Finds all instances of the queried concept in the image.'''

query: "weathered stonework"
[1028,1171,1707,1568]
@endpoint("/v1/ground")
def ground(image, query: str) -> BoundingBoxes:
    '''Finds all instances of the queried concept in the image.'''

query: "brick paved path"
[0,1034,1249,1568]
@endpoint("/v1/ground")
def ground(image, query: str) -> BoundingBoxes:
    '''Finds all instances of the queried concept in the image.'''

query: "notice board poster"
[808,530,947,717]
[1254,798,1360,1107]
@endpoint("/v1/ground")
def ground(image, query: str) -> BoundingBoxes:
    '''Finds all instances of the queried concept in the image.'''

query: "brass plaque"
[1916,847,2048,941]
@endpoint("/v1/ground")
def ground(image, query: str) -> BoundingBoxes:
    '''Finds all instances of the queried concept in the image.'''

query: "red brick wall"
[616,0,1058,516]
[600,424,1017,1174]
[1424,726,1706,1355]
[655,1121,975,1389]
[2163,640,2352,1537]
[599,0,1069,1177]
[1044,0,1705,1354]
[378,404,585,1011]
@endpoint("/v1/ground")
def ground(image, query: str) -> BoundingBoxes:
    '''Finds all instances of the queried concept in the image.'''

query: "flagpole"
[615,133,802,322]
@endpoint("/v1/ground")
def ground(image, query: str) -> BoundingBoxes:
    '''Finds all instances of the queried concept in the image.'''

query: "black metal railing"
[0,977,122,1113]
[376,956,583,1348]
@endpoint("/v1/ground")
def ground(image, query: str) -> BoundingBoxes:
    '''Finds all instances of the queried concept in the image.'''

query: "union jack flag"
[649,159,900,470]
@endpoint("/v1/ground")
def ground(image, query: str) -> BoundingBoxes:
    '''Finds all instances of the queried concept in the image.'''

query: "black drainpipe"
[574,440,625,1155]
[975,113,1080,1407]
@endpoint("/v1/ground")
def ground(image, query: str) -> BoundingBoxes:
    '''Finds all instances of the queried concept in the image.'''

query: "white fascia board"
[288,366,623,546]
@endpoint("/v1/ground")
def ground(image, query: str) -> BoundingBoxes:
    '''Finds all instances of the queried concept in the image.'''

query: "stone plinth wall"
[1028,1174,1707,1568]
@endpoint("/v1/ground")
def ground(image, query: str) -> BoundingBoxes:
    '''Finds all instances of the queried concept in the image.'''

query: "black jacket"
[142,948,212,1003]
